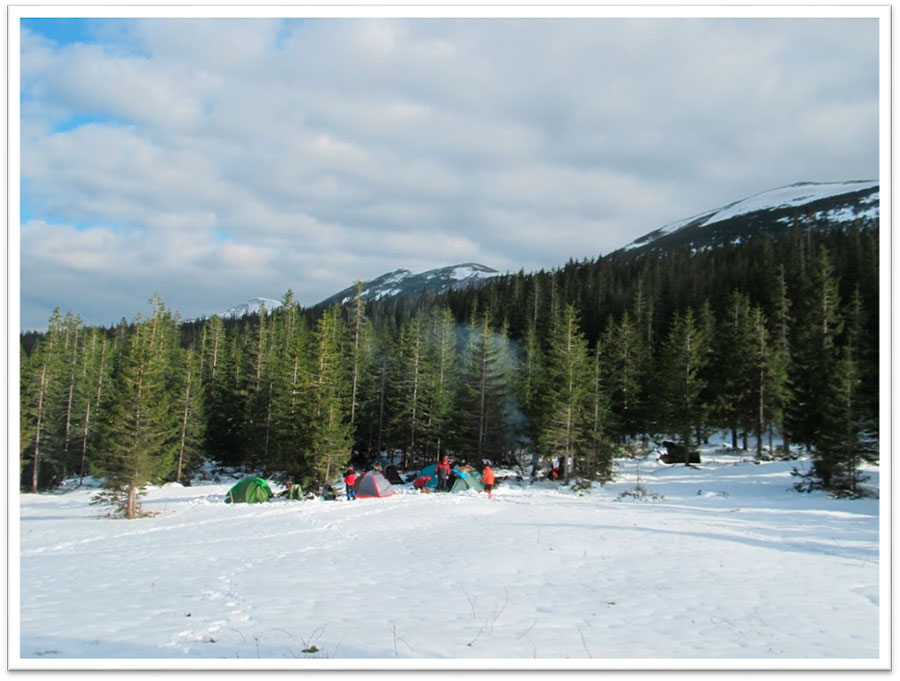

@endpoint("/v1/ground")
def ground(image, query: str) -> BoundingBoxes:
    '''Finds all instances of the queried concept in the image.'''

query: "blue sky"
[21,18,96,44]
[17,13,882,330]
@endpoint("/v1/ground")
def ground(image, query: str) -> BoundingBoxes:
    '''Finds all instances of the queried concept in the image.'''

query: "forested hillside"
[20,224,879,516]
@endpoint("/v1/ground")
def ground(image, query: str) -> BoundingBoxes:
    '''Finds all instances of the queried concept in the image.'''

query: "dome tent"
[354,470,396,498]
[225,477,273,503]
[418,464,485,493]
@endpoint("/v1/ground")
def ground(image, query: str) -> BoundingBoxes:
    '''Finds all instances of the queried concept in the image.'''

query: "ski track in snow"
[16,450,880,663]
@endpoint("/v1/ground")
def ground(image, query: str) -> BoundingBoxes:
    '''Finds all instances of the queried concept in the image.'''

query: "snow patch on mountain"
[705,181,878,226]
[626,180,879,251]
[220,297,283,319]
[320,263,501,308]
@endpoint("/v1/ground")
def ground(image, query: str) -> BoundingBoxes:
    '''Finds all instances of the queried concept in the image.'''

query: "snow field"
[15,449,882,668]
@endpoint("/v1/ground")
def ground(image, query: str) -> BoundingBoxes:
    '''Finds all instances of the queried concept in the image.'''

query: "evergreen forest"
[19,224,880,517]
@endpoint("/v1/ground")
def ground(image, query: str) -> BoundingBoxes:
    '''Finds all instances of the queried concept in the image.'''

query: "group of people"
[412,457,496,498]
[344,457,497,498]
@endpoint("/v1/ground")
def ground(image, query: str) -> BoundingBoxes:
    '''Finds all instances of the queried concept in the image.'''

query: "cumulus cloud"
[18,16,879,329]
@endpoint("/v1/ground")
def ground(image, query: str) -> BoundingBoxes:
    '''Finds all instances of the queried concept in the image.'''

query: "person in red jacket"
[436,457,451,491]
[343,467,357,500]
[413,475,432,493]
[482,461,496,498]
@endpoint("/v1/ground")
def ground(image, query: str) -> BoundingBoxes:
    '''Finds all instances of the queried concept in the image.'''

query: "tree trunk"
[79,400,91,485]
[126,485,137,520]
[31,363,48,493]
[176,372,191,484]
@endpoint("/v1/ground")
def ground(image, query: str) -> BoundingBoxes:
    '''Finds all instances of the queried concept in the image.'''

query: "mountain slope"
[220,297,283,319]
[316,263,501,308]
[622,181,879,256]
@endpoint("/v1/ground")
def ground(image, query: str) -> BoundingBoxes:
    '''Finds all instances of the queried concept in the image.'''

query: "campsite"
[15,438,882,668]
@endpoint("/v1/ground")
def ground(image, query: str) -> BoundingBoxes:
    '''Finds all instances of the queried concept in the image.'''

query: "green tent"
[225,477,273,504]
[450,468,485,493]
[286,483,303,500]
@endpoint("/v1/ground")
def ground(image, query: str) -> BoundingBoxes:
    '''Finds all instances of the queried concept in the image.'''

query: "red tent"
[354,470,396,498]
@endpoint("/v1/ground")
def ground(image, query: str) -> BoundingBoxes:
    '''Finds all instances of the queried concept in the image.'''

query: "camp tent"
[354,470,396,498]
[225,477,273,503]
[285,483,303,500]
[449,467,484,492]
[418,464,485,492]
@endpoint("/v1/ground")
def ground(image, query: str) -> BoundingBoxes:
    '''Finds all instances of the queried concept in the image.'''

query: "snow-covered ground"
[12,439,885,671]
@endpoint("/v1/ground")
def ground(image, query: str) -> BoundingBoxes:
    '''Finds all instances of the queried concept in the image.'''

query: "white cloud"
[18,16,880,329]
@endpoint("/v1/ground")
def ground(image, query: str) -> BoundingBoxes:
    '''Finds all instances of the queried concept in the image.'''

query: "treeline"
[19,225,879,516]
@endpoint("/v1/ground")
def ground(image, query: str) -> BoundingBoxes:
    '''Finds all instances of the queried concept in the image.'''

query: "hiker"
[413,475,432,493]
[482,461,496,498]
[343,467,357,500]
[436,457,451,491]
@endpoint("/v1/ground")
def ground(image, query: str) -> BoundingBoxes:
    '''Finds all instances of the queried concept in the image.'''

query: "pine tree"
[788,246,844,453]
[455,313,512,465]
[660,308,708,458]
[602,312,643,442]
[390,313,429,468]
[174,345,206,483]
[76,327,112,484]
[797,345,876,496]
[587,342,614,481]
[711,291,756,450]
[268,290,313,481]
[244,303,275,472]
[346,282,368,427]
[538,303,592,483]
[422,307,458,461]
[308,305,352,487]
[59,312,85,474]
[92,295,179,518]
[770,265,794,456]
[20,308,66,491]
[516,314,546,475]
[748,306,783,460]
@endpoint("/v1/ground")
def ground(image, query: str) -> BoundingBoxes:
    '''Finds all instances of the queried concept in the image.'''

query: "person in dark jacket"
[436,457,451,491]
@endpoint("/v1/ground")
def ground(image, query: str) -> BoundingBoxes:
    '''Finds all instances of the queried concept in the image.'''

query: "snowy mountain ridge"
[219,297,283,319]
[214,180,878,318]
[316,262,501,308]
[623,180,879,255]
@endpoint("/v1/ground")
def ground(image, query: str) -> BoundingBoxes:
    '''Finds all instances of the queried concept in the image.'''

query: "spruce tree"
[797,345,876,496]
[390,313,429,468]
[711,291,756,450]
[422,307,458,461]
[516,314,546,474]
[660,308,708,458]
[20,308,66,491]
[268,290,313,481]
[788,246,844,453]
[770,265,794,456]
[92,295,179,518]
[174,345,206,483]
[602,312,643,442]
[308,305,352,487]
[539,303,592,484]
[455,312,512,465]
[76,327,112,484]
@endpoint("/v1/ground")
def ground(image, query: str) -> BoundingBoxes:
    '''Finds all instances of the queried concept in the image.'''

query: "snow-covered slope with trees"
[623,181,879,255]
[15,441,882,668]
